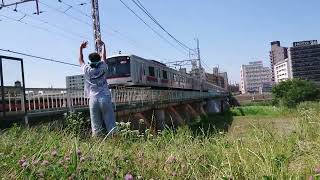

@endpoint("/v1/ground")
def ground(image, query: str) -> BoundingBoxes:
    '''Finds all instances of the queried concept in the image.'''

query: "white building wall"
[274,59,291,83]
[240,61,272,94]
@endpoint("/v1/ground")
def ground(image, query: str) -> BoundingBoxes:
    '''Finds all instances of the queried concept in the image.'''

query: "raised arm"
[79,41,88,66]
[101,43,107,63]
[96,39,107,63]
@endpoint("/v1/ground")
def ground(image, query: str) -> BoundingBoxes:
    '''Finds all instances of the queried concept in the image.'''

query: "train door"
[156,67,160,86]
[142,63,147,84]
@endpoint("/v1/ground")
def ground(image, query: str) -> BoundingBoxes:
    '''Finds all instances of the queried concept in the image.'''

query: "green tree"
[272,79,320,107]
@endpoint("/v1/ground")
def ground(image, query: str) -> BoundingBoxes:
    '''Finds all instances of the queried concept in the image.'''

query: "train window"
[149,66,155,77]
[162,70,168,79]
[106,56,131,78]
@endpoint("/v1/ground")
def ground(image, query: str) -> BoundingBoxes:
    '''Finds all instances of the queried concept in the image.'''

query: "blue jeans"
[89,96,116,136]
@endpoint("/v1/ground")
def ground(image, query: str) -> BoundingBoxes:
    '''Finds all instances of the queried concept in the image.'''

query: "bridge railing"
[1,87,221,116]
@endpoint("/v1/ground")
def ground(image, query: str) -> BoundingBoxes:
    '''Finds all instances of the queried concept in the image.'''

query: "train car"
[106,54,225,92]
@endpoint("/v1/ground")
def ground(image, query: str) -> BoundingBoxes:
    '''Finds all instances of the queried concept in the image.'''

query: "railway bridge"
[0,55,229,129]
[1,87,229,129]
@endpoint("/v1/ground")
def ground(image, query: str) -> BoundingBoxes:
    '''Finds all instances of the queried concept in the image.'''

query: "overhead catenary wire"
[58,0,91,18]
[40,1,165,59]
[131,0,194,52]
[0,48,80,67]
[0,14,81,42]
[2,0,190,62]
[118,0,188,55]
[39,1,91,26]
[5,6,90,41]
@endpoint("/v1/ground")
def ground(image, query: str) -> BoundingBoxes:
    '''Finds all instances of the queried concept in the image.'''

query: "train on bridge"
[1,55,226,115]
[106,54,225,93]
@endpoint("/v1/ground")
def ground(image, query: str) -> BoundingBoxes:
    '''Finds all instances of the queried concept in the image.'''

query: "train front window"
[106,57,131,78]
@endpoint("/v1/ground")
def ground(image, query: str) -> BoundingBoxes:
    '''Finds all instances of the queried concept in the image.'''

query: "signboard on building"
[293,40,318,47]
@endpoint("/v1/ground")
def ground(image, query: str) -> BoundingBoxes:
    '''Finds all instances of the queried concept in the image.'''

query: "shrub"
[272,79,320,108]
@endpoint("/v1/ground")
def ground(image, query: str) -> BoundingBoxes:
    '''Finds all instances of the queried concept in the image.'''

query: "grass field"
[1,102,320,179]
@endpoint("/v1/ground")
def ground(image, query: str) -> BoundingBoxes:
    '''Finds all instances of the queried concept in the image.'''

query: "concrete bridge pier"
[167,106,185,127]
[200,105,208,117]
[191,102,207,117]
[154,109,166,130]
[185,104,200,120]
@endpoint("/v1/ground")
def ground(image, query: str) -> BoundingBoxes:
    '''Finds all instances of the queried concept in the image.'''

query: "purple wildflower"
[124,173,134,180]
[51,150,58,157]
[21,161,28,168]
[41,160,50,166]
[18,159,26,166]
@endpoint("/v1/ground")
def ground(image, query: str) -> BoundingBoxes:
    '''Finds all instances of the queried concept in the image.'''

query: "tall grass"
[1,103,320,179]
[230,105,293,117]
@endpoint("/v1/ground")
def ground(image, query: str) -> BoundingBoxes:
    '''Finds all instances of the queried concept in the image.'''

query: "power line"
[0,14,80,42]
[58,0,91,18]
[131,0,194,52]
[0,48,80,67]
[2,0,181,61]
[39,1,91,26]
[118,0,188,55]
[5,6,90,40]
[49,0,170,60]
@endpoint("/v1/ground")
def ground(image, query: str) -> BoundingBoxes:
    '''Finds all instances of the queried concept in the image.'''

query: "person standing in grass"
[79,39,116,137]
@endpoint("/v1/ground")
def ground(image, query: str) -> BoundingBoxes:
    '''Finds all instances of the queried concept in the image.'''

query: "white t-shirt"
[81,61,110,98]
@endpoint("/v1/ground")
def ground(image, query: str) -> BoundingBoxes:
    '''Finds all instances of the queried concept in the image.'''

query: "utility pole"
[196,38,204,91]
[91,0,102,53]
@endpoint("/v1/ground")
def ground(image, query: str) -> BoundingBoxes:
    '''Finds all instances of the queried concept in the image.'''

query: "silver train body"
[106,54,225,93]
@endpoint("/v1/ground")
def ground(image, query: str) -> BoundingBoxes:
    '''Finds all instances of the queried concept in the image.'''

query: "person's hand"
[80,41,88,49]
[95,39,104,46]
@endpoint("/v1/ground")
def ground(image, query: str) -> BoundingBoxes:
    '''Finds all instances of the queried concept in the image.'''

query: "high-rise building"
[66,75,85,90]
[205,68,229,89]
[269,41,288,82]
[288,40,320,84]
[240,61,272,94]
[219,72,228,90]
[212,67,219,76]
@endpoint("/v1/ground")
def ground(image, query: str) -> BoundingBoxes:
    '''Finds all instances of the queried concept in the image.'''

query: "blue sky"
[0,0,319,88]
